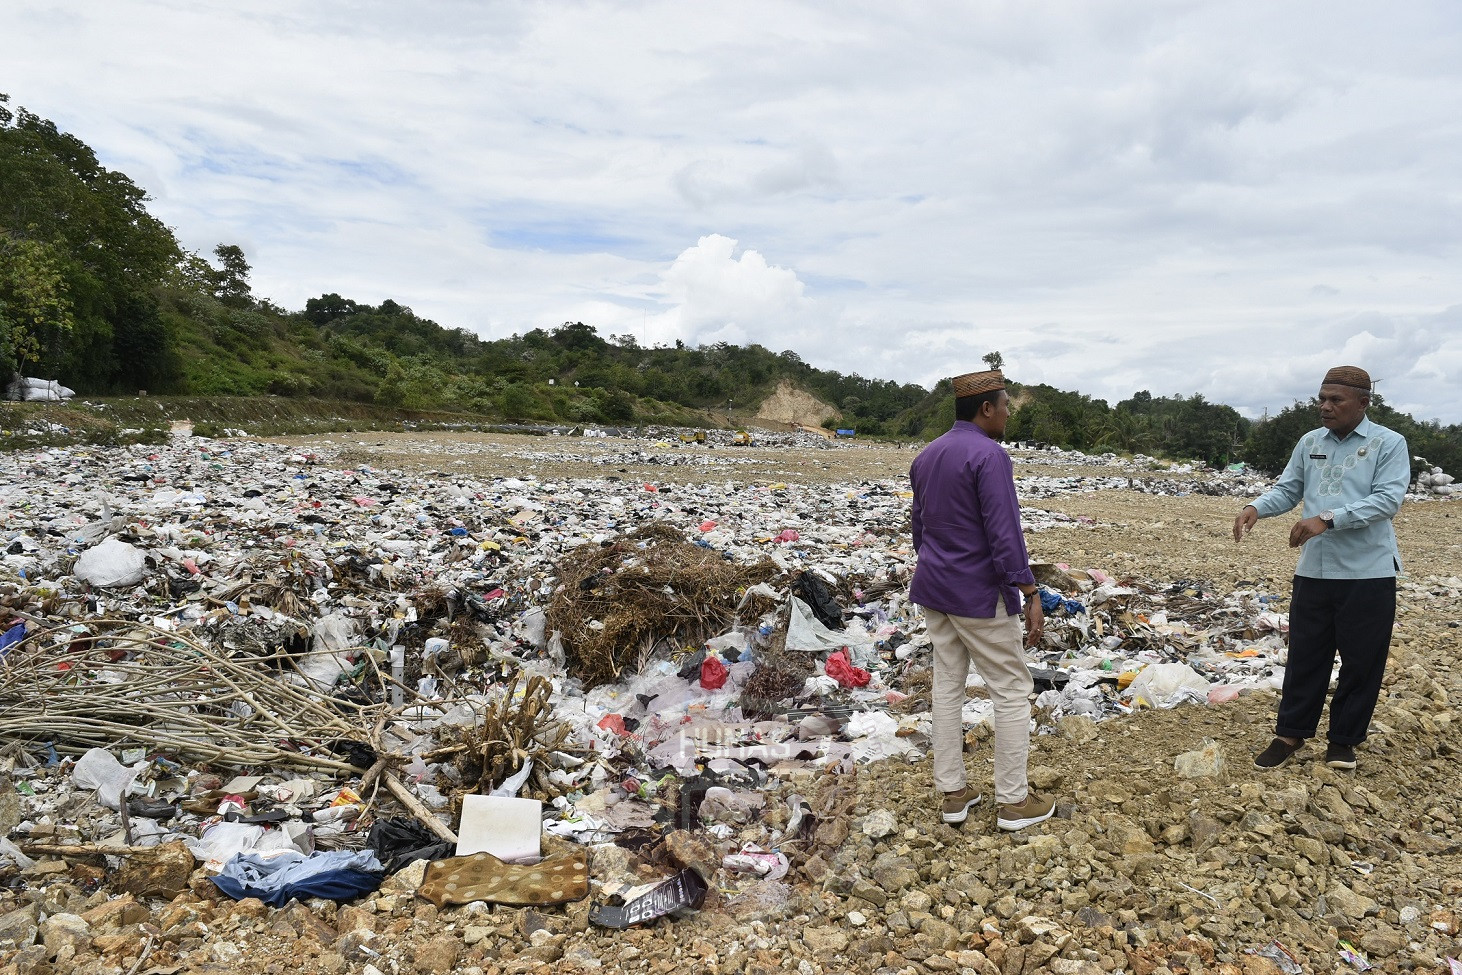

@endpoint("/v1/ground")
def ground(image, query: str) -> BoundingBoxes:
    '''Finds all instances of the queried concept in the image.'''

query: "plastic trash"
[589,867,709,928]
[792,572,843,629]
[825,650,870,688]
[71,747,140,810]
[73,538,147,588]
[1123,662,1213,708]
[700,655,729,690]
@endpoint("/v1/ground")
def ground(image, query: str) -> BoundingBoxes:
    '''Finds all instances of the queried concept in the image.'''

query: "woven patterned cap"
[1322,365,1371,392]
[952,369,1005,398]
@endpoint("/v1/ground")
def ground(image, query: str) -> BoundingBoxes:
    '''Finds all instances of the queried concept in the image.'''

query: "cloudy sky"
[9,1,1462,421]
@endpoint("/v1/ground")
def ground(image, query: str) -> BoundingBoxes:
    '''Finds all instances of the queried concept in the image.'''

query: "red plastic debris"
[700,655,729,690]
[825,650,870,688]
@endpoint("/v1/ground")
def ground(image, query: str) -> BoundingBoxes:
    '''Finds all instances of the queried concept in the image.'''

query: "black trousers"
[1276,575,1395,745]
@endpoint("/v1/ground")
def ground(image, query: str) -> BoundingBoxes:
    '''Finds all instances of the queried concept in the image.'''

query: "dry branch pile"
[0,620,382,772]
[427,672,572,813]
[545,522,781,689]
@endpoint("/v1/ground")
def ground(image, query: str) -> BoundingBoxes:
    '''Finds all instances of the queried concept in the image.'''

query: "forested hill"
[3,94,1460,476]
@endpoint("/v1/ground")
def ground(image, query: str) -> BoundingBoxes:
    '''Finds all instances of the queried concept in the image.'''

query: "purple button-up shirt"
[909,421,1036,618]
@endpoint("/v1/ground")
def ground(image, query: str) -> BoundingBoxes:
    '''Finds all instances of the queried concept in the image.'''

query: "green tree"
[982,350,1004,371]
[0,93,181,389]
[374,361,408,407]
[212,244,253,308]
[0,234,74,375]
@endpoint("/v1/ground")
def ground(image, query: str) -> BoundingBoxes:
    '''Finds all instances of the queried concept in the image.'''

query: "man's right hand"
[1233,505,1258,542]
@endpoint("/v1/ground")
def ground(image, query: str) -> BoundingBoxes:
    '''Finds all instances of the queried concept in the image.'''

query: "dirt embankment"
[755,380,840,428]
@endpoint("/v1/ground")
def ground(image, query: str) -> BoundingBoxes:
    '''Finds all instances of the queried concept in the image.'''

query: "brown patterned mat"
[415,849,588,907]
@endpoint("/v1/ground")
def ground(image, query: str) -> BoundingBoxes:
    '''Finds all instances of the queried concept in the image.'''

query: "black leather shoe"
[1254,737,1303,769]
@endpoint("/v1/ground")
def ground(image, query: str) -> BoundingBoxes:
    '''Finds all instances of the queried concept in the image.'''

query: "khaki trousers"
[923,607,1033,805]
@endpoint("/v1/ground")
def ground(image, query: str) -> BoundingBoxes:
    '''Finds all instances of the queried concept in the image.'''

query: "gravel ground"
[4,435,1459,975]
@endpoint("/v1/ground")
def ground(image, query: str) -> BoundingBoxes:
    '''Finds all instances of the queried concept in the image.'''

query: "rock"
[725,880,795,922]
[228,897,270,920]
[1174,741,1225,778]
[80,895,150,934]
[1023,940,1061,973]
[1325,883,1379,919]
[847,910,867,927]
[1358,924,1404,957]
[1058,716,1098,743]
[1048,961,1106,975]
[959,950,1001,975]
[1239,955,1285,975]
[1292,836,1327,865]
[870,853,918,892]
[280,902,338,942]
[336,929,383,962]
[40,913,91,956]
[803,925,849,954]
[336,906,378,934]
[663,829,719,879]
[112,841,194,900]
[850,878,888,907]
[1016,916,1071,950]
[588,843,639,886]
[1104,816,1155,856]
[861,808,899,839]
[1028,765,1063,790]
[562,945,603,968]
[902,889,935,912]
[1313,786,1355,823]
[380,859,429,894]
[918,917,961,951]
[413,933,461,974]
[801,853,832,882]
[8,944,49,975]
[0,904,41,948]
[212,941,244,964]
[1188,813,1223,857]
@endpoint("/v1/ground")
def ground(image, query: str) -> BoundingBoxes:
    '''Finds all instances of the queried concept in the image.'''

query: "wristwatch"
[1320,510,1334,529]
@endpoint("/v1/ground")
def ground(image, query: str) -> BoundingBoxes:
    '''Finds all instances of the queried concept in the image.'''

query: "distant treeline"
[3,93,1460,476]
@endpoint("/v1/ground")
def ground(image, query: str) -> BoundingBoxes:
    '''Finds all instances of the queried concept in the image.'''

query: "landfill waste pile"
[4,379,76,404]
[1411,458,1456,498]
[0,430,1458,975]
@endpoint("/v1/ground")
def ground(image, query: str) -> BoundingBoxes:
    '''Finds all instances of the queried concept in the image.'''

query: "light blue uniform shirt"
[1250,415,1408,579]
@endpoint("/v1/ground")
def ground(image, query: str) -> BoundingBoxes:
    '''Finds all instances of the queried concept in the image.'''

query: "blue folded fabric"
[212,849,384,907]
[0,621,26,655]
[1038,589,1085,615]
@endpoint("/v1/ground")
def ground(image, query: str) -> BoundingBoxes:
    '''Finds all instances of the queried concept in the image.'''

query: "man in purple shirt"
[910,369,1054,831]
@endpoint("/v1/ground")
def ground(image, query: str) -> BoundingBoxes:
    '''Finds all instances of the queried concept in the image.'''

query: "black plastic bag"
[793,572,844,630]
[366,816,455,874]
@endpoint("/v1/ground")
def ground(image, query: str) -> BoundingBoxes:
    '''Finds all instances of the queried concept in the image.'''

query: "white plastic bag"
[73,538,147,588]
[1123,662,1212,708]
[72,747,140,809]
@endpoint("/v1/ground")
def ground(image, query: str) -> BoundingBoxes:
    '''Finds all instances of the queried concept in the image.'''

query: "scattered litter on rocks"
[0,429,1457,974]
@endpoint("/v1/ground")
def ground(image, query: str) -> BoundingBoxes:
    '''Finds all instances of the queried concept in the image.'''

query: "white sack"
[73,538,147,588]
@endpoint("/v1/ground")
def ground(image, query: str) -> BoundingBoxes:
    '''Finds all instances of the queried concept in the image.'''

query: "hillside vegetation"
[3,93,1460,475]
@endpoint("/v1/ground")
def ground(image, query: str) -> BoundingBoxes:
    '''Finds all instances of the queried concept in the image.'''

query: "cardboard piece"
[455,794,541,862]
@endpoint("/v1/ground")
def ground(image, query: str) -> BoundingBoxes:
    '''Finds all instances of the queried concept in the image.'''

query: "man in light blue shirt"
[1233,365,1409,771]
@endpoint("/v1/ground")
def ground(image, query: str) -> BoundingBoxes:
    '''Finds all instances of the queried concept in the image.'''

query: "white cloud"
[6,0,1462,420]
